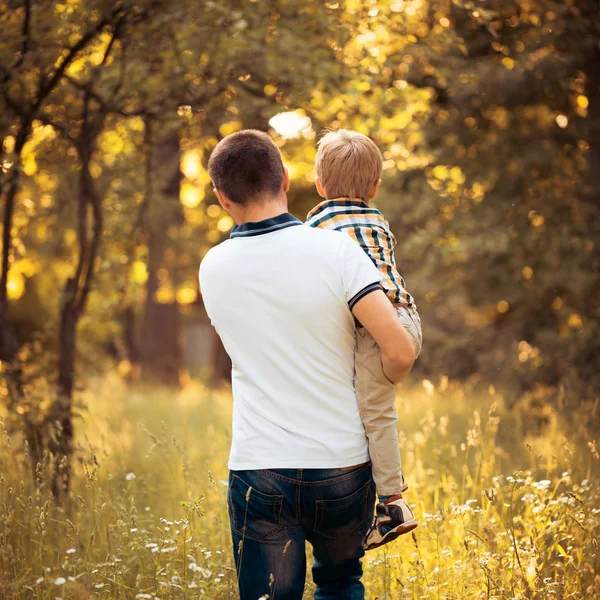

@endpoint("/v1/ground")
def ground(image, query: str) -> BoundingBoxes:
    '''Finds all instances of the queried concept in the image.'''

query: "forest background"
[1,1,599,598]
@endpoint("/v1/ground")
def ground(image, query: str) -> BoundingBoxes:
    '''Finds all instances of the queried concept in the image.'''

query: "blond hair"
[315,130,383,201]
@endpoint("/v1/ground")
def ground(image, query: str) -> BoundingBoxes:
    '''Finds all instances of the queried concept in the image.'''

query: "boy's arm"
[338,234,415,383]
[351,289,416,384]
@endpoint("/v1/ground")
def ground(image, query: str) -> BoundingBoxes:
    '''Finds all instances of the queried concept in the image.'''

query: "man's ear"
[214,187,231,212]
[282,165,290,194]
[315,176,326,198]
[368,178,382,200]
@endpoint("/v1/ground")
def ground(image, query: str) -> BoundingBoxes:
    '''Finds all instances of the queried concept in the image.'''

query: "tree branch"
[35,2,127,109]
[1,0,33,86]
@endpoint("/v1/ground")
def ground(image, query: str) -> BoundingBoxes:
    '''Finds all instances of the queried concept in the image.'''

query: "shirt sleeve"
[337,234,382,310]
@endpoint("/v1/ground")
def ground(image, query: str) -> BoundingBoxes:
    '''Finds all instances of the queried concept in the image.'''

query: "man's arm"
[352,289,416,384]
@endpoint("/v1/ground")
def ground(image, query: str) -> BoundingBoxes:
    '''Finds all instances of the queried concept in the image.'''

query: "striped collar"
[307,198,370,220]
[230,212,303,239]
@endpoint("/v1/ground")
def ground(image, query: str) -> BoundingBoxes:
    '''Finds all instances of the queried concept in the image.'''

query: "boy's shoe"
[363,496,418,551]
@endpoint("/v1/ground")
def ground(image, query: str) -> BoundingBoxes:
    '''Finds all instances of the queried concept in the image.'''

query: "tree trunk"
[139,128,182,386]
[53,299,77,495]
[51,117,103,498]
[0,122,30,405]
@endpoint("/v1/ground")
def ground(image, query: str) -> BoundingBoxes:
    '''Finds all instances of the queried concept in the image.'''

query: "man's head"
[208,130,289,215]
[315,129,383,202]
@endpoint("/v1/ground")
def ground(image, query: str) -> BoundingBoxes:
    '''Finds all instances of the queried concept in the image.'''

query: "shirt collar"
[230,212,303,239]
[306,197,370,220]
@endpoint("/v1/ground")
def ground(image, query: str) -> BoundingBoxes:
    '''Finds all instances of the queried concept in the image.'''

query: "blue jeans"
[228,462,376,599]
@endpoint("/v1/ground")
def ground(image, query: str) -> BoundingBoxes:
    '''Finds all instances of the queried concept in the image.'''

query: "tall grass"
[0,374,598,599]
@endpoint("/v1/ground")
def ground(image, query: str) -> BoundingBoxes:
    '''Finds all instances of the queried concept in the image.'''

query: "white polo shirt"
[199,213,381,470]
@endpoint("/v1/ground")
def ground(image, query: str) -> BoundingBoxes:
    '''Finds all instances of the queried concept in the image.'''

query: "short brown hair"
[208,130,283,205]
[315,130,383,201]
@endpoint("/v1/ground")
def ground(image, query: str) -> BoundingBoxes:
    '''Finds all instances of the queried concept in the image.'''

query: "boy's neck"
[325,196,370,205]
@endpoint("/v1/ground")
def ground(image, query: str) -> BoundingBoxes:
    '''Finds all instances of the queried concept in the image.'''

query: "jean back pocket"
[314,479,373,540]
[229,474,284,541]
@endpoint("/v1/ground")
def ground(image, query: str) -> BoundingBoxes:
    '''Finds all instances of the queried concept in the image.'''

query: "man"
[199,130,415,599]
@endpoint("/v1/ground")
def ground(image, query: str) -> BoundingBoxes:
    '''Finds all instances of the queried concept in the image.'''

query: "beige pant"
[355,306,422,496]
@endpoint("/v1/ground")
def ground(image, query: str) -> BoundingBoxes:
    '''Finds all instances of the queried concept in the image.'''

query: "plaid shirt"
[306,198,415,308]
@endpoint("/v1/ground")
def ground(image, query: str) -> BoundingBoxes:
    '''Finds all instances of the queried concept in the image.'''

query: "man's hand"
[352,289,416,384]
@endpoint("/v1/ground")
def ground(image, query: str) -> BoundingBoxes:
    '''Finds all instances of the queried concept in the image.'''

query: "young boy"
[306,130,422,551]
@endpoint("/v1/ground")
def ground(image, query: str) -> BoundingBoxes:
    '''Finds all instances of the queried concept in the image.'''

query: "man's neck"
[234,199,287,225]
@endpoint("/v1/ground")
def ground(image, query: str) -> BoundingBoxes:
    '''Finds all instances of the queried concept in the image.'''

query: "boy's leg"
[355,326,405,497]
[355,324,418,550]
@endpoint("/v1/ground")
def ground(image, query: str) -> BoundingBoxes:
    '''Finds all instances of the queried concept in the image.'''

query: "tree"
[0,0,353,490]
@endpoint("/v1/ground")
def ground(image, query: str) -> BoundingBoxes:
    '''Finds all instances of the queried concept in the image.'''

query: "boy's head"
[315,130,382,202]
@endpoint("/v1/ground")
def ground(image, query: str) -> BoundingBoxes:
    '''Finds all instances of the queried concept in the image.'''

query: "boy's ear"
[368,178,382,200]
[315,176,326,198]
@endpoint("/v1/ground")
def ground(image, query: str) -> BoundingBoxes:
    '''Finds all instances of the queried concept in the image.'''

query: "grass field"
[1,374,599,599]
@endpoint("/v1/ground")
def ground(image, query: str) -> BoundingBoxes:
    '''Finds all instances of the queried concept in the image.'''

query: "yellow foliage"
[64,229,77,245]
[450,166,465,184]
[131,261,148,285]
[22,153,37,176]
[155,285,175,304]
[3,136,15,152]
[577,95,589,109]
[181,150,202,179]
[433,165,449,180]
[206,204,221,218]
[101,131,125,154]
[497,300,510,314]
[180,182,204,208]
[502,57,515,70]
[176,286,197,305]
[568,313,583,329]
[219,120,242,137]
[217,216,234,233]
[6,272,25,301]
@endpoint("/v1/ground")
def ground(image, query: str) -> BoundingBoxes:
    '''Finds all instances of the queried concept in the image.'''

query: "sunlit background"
[1,0,599,598]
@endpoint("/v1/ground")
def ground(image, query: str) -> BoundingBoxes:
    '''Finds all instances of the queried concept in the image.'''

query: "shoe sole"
[364,520,418,551]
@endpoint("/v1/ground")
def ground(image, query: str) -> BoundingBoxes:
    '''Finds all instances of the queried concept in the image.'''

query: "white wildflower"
[125,472,136,481]
[54,577,66,585]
